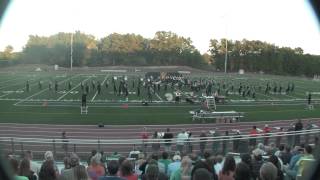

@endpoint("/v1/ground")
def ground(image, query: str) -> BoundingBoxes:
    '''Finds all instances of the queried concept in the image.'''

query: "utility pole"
[224,38,228,73]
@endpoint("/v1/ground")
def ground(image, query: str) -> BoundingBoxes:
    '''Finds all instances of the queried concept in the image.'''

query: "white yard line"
[57,76,91,101]
[91,75,109,102]
[14,75,80,105]
[0,77,24,84]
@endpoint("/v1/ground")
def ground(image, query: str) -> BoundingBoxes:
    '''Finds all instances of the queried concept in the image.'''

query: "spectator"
[269,155,284,180]
[222,131,229,155]
[163,128,174,152]
[287,124,295,148]
[159,152,172,175]
[218,155,236,180]
[24,150,40,175]
[199,131,207,155]
[44,151,59,176]
[73,164,89,180]
[119,160,138,180]
[259,162,277,180]
[275,128,284,148]
[169,156,192,180]
[39,160,57,180]
[88,150,97,166]
[61,131,68,156]
[294,119,303,146]
[283,146,304,180]
[167,155,181,177]
[88,153,105,180]
[145,164,159,180]
[192,168,212,180]
[142,160,167,180]
[60,156,71,175]
[141,127,149,155]
[240,153,253,179]
[279,146,292,165]
[274,144,284,157]
[214,155,224,176]
[176,130,188,154]
[186,132,193,154]
[10,158,28,180]
[251,148,264,180]
[19,159,37,180]
[234,162,251,180]
[151,131,161,154]
[263,124,271,146]
[99,160,124,180]
[249,126,258,149]
[191,160,217,180]
[211,130,221,155]
[305,121,312,145]
[232,130,241,153]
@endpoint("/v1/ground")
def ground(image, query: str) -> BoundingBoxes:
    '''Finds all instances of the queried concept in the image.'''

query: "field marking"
[0,77,25,85]
[14,74,80,105]
[57,76,91,101]
[91,74,109,102]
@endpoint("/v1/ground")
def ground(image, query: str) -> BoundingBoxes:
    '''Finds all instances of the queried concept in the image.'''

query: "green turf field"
[0,70,319,124]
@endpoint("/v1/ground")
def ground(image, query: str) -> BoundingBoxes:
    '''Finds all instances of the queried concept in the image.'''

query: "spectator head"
[91,149,97,156]
[146,164,159,180]
[24,150,33,160]
[39,160,57,180]
[107,160,120,176]
[162,151,169,160]
[235,162,251,180]
[260,162,277,180]
[151,153,159,161]
[44,151,54,161]
[70,153,80,167]
[181,156,192,175]
[240,153,252,166]
[203,151,211,160]
[120,160,134,177]
[258,143,265,150]
[253,126,257,129]
[173,155,181,162]
[91,152,102,165]
[285,146,291,153]
[192,168,211,180]
[279,144,285,151]
[304,145,313,154]
[222,155,236,175]
[216,154,224,163]
[253,149,264,160]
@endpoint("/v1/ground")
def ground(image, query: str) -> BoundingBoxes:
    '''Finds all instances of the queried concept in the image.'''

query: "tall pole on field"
[224,38,228,74]
[70,33,73,71]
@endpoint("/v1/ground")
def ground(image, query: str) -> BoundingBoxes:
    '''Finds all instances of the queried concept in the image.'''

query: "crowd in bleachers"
[3,119,320,180]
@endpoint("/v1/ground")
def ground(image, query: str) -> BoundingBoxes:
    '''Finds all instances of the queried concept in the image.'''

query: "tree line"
[0,31,319,77]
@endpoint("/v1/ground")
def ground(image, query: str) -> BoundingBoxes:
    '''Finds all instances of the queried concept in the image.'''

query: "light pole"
[224,38,228,73]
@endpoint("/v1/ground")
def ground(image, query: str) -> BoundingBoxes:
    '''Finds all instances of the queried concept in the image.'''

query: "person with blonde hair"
[87,153,105,180]
[170,156,193,180]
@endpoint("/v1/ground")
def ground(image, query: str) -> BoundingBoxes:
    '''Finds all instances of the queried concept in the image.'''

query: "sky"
[0,0,319,54]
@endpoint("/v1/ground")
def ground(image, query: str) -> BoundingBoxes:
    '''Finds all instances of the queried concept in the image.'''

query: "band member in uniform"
[85,83,89,94]
[308,92,312,105]
[82,93,87,107]
[38,81,42,90]
[26,81,30,92]
[49,81,52,90]
[68,81,72,90]
[54,80,58,92]
[97,81,101,94]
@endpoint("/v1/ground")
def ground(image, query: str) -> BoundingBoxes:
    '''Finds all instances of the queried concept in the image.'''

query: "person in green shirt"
[170,156,192,180]
[158,152,172,174]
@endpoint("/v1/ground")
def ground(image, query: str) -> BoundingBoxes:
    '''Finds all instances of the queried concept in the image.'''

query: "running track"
[0,118,319,160]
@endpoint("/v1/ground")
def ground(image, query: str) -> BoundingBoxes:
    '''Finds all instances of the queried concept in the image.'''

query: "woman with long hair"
[170,156,193,180]
[219,155,236,180]
[19,158,37,180]
[119,160,138,180]
[39,160,57,180]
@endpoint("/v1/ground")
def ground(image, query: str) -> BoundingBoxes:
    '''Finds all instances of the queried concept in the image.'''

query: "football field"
[0,70,320,125]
